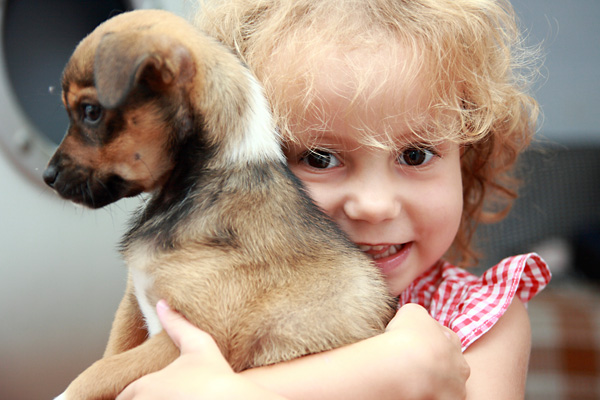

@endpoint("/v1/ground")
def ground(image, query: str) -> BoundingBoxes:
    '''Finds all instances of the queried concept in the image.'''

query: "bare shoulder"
[464,299,531,400]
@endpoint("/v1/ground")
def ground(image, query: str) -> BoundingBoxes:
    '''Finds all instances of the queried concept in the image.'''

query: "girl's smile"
[359,243,413,276]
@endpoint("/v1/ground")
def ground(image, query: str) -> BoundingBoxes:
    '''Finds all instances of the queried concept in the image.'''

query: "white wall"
[0,2,187,398]
[0,151,138,398]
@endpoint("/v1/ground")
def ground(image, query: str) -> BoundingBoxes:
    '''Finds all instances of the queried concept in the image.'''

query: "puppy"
[44,9,394,400]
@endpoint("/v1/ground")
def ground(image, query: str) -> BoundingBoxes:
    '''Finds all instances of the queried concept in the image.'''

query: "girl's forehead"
[289,46,442,146]
[313,45,428,110]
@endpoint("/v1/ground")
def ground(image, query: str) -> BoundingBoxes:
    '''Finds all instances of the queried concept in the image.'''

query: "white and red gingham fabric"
[397,253,551,351]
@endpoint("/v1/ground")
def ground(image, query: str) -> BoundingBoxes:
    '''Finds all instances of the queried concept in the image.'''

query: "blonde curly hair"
[195,0,541,266]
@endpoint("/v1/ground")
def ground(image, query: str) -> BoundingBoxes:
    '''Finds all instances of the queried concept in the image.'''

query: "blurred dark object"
[3,0,132,146]
[476,143,600,276]
[573,226,600,283]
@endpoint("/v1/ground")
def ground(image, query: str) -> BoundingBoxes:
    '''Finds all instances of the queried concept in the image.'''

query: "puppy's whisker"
[86,179,98,209]
[92,175,109,194]
[135,154,156,183]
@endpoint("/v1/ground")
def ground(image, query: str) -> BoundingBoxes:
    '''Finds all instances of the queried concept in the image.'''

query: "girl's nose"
[342,176,401,224]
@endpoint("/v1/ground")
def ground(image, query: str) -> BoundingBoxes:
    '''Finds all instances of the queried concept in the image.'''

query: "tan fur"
[46,10,394,399]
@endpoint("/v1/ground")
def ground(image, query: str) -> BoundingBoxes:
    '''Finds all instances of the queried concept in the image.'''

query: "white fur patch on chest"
[131,268,163,337]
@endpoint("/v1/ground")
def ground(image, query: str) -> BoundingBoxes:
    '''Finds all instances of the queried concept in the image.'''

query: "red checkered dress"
[398,253,551,351]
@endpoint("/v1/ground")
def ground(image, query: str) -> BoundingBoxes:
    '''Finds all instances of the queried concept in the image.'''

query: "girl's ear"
[94,31,195,109]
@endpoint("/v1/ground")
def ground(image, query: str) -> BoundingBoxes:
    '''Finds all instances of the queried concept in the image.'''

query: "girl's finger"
[156,300,216,355]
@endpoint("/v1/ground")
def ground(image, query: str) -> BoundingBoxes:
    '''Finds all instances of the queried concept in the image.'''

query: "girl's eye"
[397,147,436,166]
[300,149,341,169]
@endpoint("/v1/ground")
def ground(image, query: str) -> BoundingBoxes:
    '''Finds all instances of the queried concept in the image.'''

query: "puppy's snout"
[43,164,59,188]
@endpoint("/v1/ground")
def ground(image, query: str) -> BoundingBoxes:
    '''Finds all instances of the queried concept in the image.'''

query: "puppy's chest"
[126,245,163,337]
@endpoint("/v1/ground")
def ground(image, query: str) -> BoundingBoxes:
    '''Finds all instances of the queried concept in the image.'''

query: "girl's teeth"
[358,244,386,251]
[359,244,404,260]
[376,246,394,259]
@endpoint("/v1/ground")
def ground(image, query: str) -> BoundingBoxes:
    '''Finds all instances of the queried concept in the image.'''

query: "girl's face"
[283,50,464,296]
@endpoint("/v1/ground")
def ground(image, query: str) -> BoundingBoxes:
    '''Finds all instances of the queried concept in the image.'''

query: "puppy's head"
[43,11,196,208]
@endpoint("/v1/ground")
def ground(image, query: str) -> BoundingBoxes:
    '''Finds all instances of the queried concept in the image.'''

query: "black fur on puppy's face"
[43,30,196,209]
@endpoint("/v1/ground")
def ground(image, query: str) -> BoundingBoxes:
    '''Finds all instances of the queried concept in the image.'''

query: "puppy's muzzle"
[43,154,141,209]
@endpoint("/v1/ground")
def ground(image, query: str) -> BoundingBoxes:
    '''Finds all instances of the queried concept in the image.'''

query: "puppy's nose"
[43,165,58,188]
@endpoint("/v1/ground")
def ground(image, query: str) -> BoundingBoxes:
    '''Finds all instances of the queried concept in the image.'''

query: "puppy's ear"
[94,32,194,109]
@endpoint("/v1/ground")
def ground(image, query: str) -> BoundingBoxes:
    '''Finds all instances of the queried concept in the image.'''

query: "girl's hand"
[384,303,470,400]
[116,300,286,400]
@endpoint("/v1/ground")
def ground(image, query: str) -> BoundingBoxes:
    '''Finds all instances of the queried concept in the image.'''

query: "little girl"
[118,0,551,398]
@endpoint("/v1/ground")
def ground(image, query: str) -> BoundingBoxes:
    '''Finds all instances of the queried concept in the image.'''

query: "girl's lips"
[359,242,413,275]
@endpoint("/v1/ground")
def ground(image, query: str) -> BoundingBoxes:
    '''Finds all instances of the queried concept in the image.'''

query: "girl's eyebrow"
[297,131,351,149]
[395,133,436,147]
[391,122,445,145]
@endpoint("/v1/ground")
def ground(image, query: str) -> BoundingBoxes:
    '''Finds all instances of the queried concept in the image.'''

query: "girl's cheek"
[302,182,334,214]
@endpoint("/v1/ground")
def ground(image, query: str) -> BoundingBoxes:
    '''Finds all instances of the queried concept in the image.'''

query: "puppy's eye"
[81,103,103,124]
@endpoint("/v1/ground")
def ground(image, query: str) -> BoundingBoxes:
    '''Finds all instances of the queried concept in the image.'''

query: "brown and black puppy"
[44,9,394,400]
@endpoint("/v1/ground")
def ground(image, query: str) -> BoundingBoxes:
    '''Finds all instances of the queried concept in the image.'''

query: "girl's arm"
[119,303,469,400]
[243,304,469,400]
[463,298,531,400]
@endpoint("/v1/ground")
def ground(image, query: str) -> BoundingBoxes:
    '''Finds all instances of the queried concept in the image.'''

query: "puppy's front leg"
[103,276,148,357]
[56,330,179,400]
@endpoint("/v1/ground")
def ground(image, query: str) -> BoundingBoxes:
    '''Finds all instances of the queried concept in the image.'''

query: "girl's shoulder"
[399,253,552,350]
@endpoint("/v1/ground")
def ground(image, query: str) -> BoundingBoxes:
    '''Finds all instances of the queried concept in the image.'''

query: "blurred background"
[0,0,598,398]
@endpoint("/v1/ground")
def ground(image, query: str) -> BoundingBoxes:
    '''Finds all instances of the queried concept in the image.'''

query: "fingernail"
[156,299,170,312]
